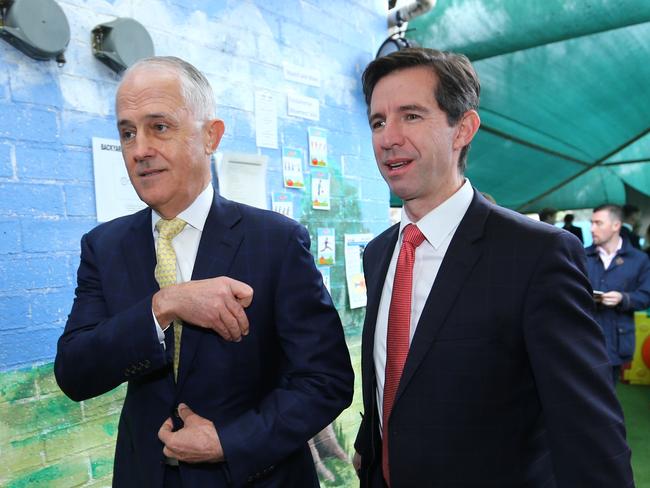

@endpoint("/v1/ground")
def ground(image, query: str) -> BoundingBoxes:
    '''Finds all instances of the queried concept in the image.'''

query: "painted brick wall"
[0,0,389,486]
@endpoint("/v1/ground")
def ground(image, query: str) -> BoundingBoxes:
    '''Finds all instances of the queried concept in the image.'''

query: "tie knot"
[156,218,187,241]
[402,224,425,248]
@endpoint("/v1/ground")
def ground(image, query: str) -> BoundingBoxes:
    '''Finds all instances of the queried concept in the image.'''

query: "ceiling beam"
[516,126,650,212]
[479,124,591,167]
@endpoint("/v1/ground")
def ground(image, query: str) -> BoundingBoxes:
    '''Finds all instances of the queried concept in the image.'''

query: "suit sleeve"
[619,253,650,311]
[55,233,168,402]
[523,231,633,487]
[216,224,354,485]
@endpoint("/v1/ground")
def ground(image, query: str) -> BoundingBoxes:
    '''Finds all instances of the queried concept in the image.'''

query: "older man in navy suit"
[353,48,633,487]
[55,57,353,487]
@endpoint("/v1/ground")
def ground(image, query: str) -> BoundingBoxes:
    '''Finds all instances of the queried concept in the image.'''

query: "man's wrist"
[153,287,176,328]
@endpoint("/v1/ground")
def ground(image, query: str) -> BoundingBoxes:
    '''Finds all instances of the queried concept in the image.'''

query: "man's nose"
[131,134,155,162]
[379,120,405,149]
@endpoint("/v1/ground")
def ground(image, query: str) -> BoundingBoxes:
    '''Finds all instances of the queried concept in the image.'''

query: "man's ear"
[453,110,480,151]
[204,119,225,154]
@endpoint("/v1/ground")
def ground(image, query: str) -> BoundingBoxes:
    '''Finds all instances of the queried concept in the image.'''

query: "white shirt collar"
[399,179,474,250]
[151,184,214,233]
[597,235,623,258]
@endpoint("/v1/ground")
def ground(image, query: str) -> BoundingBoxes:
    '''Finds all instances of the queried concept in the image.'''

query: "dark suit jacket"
[562,223,584,243]
[355,191,632,488]
[620,225,641,249]
[55,193,354,487]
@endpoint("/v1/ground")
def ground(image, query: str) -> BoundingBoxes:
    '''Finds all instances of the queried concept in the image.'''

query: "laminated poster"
[344,233,373,309]
[318,266,331,295]
[317,228,335,265]
[311,171,331,210]
[282,147,305,189]
[271,192,294,219]
[308,127,328,167]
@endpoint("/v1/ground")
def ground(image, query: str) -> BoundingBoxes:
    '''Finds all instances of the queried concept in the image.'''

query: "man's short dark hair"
[538,208,557,223]
[564,214,574,224]
[594,204,623,222]
[361,47,480,173]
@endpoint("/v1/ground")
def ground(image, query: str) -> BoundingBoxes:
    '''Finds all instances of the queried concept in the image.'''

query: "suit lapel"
[362,225,399,380]
[394,190,491,405]
[176,194,243,390]
[122,208,158,299]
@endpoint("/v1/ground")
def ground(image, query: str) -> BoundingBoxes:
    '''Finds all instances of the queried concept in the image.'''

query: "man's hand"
[353,451,362,476]
[158,403,224,463]
[601,291,623,307]
[153,276,253,341]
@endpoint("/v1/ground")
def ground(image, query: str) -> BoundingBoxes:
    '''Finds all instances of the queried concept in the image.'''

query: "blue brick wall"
[0,144,12,177]
[0,1,389,484]
[0,0,388,362]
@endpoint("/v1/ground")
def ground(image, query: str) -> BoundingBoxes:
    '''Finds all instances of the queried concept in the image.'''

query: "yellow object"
[622,312,650,385]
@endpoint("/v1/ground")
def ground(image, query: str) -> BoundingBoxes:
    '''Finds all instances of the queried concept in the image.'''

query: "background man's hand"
[158,403,224,463]
[153,276,253,341]
[601,291,623,307]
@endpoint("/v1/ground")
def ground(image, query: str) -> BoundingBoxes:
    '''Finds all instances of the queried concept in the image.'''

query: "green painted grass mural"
[0,362,123,487]
[1,344,363,487]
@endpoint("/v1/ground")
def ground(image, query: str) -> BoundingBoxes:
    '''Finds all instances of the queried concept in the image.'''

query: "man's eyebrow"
[368,111,384,123]
[117,113,170,126]
[369,103,430,122]
[397,103,429,113]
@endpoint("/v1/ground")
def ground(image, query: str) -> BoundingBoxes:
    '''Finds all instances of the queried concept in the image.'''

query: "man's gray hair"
[120,56,216,121]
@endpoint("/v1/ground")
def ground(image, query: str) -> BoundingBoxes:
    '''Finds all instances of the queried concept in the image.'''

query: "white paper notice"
[283,62,321,87]
[287,93,320,121]
[255,90,278,149]
[216,153,268,209]
[345,233,374,309]
[91,137,146,222]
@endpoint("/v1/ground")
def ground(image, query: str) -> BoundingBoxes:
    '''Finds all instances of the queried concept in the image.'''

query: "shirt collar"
[151,184,214,233]
[596,235,623,257]
[398,179,474,249]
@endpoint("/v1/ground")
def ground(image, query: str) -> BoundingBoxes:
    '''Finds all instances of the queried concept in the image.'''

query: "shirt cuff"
[152,308,171,348]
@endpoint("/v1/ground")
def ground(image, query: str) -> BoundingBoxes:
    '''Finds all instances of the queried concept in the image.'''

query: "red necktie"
[382,223,426,486]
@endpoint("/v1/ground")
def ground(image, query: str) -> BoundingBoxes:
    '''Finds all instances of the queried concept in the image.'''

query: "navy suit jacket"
[355,191,633,487]
[55,193,354,487]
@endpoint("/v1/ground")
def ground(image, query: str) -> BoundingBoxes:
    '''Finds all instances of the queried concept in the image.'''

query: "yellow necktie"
[155,217,187,380]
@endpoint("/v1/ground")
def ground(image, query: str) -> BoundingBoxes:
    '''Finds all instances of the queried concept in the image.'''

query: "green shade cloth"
[405,0,650,211]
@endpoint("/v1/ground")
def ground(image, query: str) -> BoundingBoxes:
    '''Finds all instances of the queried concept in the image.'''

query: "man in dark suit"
[621,203,642,249]
[562,213,584,243]
[55,57,353,487]
[353,48,632,487]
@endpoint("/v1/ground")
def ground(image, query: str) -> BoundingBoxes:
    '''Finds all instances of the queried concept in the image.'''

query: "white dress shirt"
[152,184,214,344]
[374,180,474,430]
[597,235,623,270]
